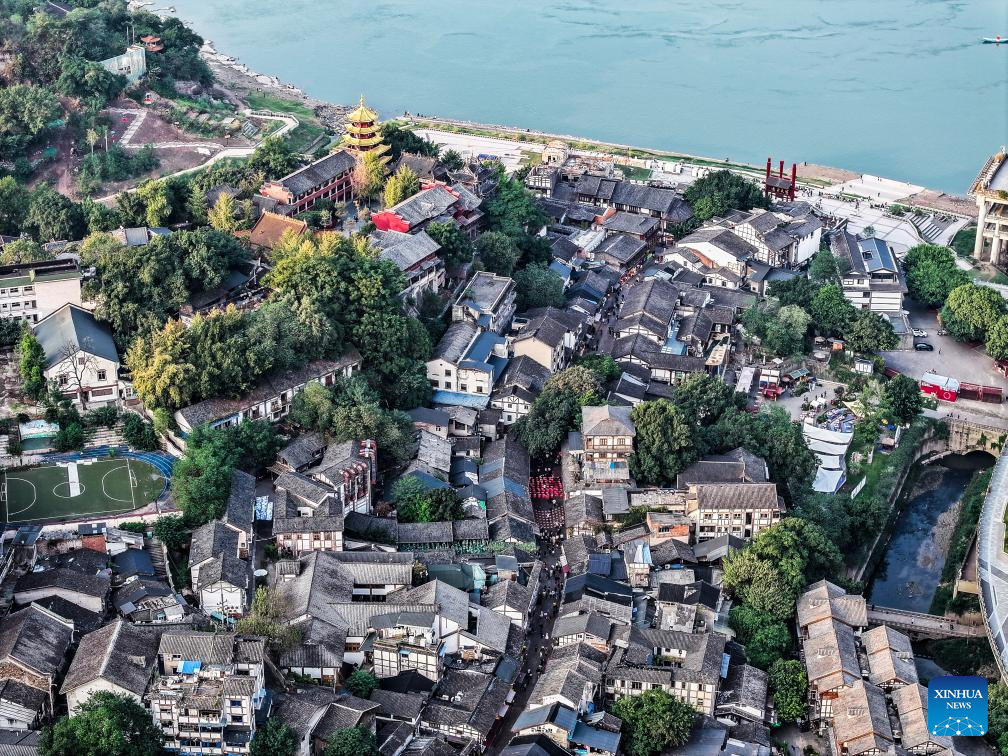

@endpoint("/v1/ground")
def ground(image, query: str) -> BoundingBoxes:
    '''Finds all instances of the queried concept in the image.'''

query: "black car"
[914,342,934,351]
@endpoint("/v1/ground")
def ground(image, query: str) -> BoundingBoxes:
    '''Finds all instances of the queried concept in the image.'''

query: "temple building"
[343,95,391,164]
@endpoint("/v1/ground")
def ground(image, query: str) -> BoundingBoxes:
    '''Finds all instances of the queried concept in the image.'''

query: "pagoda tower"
[342,95,390,164]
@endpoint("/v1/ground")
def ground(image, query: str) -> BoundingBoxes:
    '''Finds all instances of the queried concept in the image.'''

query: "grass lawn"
[2,458,166,523]
[622,165,652,181]
[284,122,326,154]
[244,93,316,121]
[951,226,977,258]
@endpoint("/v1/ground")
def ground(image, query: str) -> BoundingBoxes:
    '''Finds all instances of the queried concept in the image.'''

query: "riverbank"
[167,8,977,220]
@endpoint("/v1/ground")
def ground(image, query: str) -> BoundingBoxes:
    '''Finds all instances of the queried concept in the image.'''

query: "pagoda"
[140,34,163,53]
[343,95,390,163]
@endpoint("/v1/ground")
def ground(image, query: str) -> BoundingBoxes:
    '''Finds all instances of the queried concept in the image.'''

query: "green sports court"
[1,458,167,523]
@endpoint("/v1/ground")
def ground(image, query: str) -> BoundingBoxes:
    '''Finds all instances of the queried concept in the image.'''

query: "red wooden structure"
[764,158,797,201]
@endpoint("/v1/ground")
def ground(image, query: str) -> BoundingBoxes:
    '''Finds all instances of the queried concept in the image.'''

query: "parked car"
[912,328,928,337]
[915,342,935,351]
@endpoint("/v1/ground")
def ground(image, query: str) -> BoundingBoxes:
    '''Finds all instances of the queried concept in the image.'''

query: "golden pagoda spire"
[342,93,389,165]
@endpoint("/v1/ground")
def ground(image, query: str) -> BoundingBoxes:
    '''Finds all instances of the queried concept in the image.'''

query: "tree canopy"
[323,727,379,756]
[344,669,377,698]
[250,718,297,756]
[629,400,696,486]
[808,247,841,283]
[612,689,695,756]
[845,309,899,353]
[513,366,604,459]
[683,169,769,224]
[940,283,1008,343]
[39,691,164,756]
[475,231,521,277]
[903,244,970,308]
[426,220,473,268]
[769,659,808,723]
[810,284,856,337]
[513,263,565,311]
[383,163,420,208]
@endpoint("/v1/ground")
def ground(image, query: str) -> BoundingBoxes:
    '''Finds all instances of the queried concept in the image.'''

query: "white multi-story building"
[831,228,906,313]
[33,303,123,407]
[0,259,82,324]
[150,631,267,756]
[452,271,516,334]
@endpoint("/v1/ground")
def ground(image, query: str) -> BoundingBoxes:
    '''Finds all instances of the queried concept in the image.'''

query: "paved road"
[485,552,563,756]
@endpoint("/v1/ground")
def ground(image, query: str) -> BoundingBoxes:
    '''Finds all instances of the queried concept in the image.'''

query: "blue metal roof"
[856,237,896,273]
[570,722,620,754]
[431,390,490,408]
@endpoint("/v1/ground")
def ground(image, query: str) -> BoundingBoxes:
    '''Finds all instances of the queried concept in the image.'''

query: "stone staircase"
[145,536,170,583]
[913,213,957,245]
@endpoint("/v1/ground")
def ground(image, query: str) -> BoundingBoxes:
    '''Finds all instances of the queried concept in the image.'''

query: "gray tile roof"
[432,321,479,362]
[390,185,458,228]
[278,149,356,197]
[15,568,110,600]
[190,520,238,569]
[0,608,73,677]
[374,229,441,271]
[370,688,427,719]
[0,729,39,756]
[61,619,161,698]
[33,304,118,369]
[0,677,46,713]
[279,432,327,470]
[581,404,635,437]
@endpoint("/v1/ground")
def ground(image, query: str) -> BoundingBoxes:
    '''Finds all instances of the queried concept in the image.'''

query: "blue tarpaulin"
[181,660,201,674]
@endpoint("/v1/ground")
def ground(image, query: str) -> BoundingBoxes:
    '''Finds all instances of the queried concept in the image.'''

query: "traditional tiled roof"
[862,625,917,688]
[832,680,893,753]
[374,229,441,271]
[581,404,635,437]
[0,604,72,679]
[14,567,109,600]
[802,619,861,692]
[276,150,356,197]
[61,619,160,698]
[245,211,307,249]
[797,580,868,632]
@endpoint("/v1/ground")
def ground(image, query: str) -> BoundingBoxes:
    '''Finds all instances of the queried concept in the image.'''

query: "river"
[867,454,993,613]
[165,0,1007,193]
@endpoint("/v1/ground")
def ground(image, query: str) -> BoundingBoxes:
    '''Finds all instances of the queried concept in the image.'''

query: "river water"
[166,0,1007,192]
[867,454,993,613]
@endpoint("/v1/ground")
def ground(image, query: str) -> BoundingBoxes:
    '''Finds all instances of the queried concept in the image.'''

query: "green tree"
[323,727,378,756]
[513,263,565,310]
[152,514,187,552]
[810,284,856,337]
[236,586,301,650]
[475,231,520,277]
[379,123,439,161]
[122,412,158,451]
[514,366,604,459]
[683,169,768,223]
[248,136,301,179]
[767,276,816,309]
[0,84,61,159]
[25,185,85,242]
[0,176,30,235]
[629,400,696,486]
[988,315,1008,361]
[383,163,419,208]
[883,375,923,424]
[845,493,887,534]
[768,659,808,723]
[940,283,1008,342]
[808,247,840,283]
[763,304,810,357]
[747,622,792,669]
[612,689,695,756]
[574,354,621,384]
[137,180,172,227]
[250,718,297,756]
[441,148,464,170]
[484,164,547,239]
[39,691,164,756]
[671,373,740,427]
[722,547,798,620]
[903,244,970,308]
[427,487,463,521]
[351,149,387,203]
[0,238,52,265]
[845,309,899,353]
[17,330,47,401]
[426,220,473,268]
[207,192,238,233]
[345,669,377,698]
[987,681,1008,755]
[353,311,432,409]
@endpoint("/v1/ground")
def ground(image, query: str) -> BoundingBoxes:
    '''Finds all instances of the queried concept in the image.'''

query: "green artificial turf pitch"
[2,458,166,522]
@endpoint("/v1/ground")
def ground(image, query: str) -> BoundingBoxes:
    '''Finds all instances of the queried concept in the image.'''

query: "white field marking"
[51,481,86,499]
[18,502,136,523]
[126,457,136,510]
[100,464,135,504]
[68,462,81,497]
[4,476,38,517]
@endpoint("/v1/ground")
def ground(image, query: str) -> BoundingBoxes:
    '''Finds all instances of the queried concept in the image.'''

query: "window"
[444,369,452,376]
[58,375,68,386]
[23,286,32,293]
[97,369,107,381]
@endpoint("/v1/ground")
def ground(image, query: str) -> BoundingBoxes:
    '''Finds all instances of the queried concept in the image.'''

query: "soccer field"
[2,458,167,523]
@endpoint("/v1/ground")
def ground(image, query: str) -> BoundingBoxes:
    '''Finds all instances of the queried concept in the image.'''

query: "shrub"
[84,405,119,428]
[53,422,84,451]
[122,412,158,451]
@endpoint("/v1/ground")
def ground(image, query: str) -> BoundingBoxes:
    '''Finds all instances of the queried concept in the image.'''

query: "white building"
[33,303,123,407]
[0,259,82,324]
[831,228,906,313]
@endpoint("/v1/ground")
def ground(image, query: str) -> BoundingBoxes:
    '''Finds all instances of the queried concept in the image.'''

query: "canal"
[867,453,994,613]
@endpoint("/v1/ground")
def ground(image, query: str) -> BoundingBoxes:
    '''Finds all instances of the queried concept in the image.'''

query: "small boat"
[983,36,1006,44]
